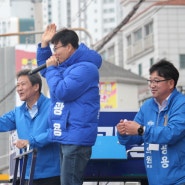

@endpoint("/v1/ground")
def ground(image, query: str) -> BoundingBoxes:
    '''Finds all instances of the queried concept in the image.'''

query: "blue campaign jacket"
[118,88,185,185]
[0,94,60,179]
[37,43,102,146]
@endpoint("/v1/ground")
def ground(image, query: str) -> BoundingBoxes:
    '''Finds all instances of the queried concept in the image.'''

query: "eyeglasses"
[147,79,171,85]
[53,45,65,52]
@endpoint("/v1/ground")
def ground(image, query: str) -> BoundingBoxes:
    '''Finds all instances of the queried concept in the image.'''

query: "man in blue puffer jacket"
[0,69,60,185]
[36,23,102,185]
[117,59,185,185]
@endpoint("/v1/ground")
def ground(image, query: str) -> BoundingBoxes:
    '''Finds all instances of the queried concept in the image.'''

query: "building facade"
[120,0,185,101]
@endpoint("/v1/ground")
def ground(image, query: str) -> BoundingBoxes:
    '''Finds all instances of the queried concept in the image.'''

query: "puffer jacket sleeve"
[36,43,53,77]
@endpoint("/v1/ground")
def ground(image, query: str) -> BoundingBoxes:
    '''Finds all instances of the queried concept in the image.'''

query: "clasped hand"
[116,119,140,135]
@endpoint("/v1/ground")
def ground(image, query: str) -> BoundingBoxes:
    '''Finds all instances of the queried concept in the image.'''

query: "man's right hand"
[13,139,29,149]
[41,23,57,48]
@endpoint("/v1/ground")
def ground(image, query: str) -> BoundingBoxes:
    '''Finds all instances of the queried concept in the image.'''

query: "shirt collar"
[26,101,38,110]
[154,94,171,112]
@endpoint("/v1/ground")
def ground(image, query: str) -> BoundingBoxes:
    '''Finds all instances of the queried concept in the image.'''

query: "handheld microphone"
[29,63,46,75]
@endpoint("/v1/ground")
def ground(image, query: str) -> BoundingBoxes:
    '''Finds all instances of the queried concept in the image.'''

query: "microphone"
[29,63,46,75]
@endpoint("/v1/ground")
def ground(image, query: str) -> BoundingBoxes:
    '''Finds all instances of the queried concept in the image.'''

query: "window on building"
[127,35,131,46]
[108,45,115,63]
[145,21,153,36]
[100,51,106,61]
[109,18,115,22]
[138,63,142,76]
[180,54,185,69]
[48,18,52,23]
[109,8,114,13]
[134,28,142,42]
[150,58,154,66]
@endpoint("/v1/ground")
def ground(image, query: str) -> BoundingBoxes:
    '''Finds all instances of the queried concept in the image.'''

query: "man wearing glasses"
[36,24,102,185]
[117,59,185,185]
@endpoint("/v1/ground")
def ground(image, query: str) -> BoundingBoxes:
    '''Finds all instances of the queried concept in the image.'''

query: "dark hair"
[16,69,42,93]
[149,59,179,87]
[51,28,79,49]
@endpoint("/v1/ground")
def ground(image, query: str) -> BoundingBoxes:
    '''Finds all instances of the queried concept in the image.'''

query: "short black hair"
[16,69,42,93]
[51,28,79,49]
[149,59,179,87]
